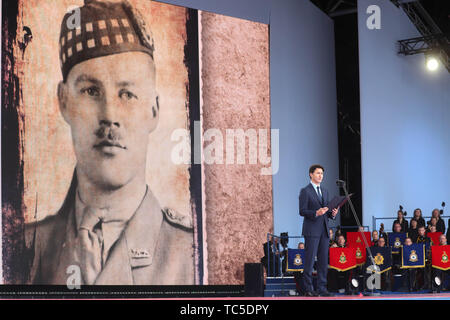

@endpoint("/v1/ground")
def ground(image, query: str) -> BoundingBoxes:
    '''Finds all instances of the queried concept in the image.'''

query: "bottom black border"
[0,296,444,320]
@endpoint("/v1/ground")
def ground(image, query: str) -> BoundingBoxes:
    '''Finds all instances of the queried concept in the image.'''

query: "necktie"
[317,186,323,204]
[77,207,104,285]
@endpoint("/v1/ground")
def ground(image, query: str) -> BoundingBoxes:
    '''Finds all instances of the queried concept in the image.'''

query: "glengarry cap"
[59,0,155,82]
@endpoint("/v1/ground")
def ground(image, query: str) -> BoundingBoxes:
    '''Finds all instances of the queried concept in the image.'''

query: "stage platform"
[263,276,450,300]
[1,282,448,299]
[159,292,450,300]
[268,292,450,300]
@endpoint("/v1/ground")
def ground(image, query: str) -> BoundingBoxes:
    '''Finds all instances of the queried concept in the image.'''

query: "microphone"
[336,179,346,186]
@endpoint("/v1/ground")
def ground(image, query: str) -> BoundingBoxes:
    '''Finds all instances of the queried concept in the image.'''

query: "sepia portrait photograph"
[2,0,271,288]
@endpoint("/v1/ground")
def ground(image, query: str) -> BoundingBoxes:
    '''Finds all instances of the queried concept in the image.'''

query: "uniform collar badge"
[130,248,150,259]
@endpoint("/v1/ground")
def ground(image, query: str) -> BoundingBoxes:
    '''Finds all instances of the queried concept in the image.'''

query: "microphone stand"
[336,180,380,296]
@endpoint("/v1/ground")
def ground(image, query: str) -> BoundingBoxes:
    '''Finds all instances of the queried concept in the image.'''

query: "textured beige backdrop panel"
[17,0,191,223]
[200,12,272,285]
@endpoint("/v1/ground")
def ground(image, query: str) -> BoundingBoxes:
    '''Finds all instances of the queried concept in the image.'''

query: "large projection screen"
[2,0,272,286]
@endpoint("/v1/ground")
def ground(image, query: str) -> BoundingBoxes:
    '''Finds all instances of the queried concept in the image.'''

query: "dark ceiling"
[419,0,449,34]
[310,0,449,34]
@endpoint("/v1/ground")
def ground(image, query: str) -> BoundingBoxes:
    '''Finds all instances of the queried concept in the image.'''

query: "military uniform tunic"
[27,177,195,285]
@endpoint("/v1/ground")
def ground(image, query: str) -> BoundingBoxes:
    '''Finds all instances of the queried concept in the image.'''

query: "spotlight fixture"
[434,276,441,287]
[425,54,439,71]
[350,278,359,295]
[433,276,442,294]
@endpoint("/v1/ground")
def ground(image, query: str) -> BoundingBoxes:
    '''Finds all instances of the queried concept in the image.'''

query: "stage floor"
[164,291,450,300]
[269,292,450,300]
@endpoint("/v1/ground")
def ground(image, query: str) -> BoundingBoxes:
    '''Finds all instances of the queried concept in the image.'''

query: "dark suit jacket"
[263,241,277,257]
[299,183,334,237]
[261,241,280,268]
[447,219,450,243]
[392,219,409,233]
[411,217,425,228]
[408,228,419,243]
[26,173,195,285]
[436,218,446,234]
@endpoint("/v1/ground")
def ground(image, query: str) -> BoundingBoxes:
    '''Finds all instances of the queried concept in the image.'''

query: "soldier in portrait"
[27,0,194,285]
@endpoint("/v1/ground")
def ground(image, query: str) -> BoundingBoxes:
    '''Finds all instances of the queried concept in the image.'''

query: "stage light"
[433,276,442,294]
[434,276,441,286]
[349,278,360,296]
[425,55,439,71]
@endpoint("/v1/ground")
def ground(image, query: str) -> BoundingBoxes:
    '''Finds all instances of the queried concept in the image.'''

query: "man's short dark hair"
[309,164,324,175]
[418,225,425,229]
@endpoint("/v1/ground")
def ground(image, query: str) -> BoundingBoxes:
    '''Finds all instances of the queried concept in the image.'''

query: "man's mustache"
[93,126,127,150]
[94,126,123,141]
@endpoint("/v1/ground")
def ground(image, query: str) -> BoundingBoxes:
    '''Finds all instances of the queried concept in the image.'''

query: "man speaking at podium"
[299,164,338,297]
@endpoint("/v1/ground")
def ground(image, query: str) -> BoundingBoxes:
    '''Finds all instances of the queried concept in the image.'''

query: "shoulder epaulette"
[162,207,193,230]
